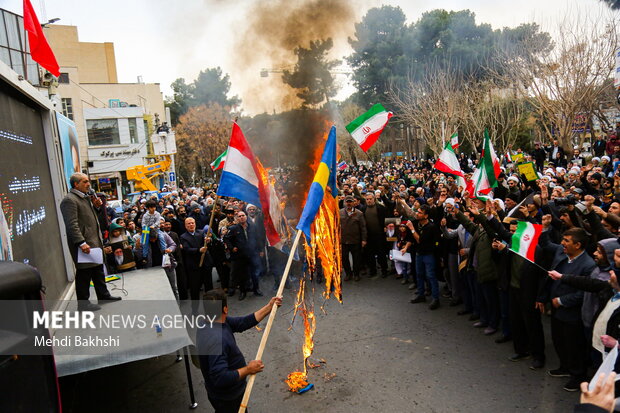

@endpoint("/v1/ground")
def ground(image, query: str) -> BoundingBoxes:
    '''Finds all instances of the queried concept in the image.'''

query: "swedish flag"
[297,126,337,241]
[141,225,150,245]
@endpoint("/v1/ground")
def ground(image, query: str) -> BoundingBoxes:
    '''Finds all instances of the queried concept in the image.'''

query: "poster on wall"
[56,112,81,189]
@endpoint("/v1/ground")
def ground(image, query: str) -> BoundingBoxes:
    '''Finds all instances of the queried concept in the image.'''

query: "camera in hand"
[553,195,577,206]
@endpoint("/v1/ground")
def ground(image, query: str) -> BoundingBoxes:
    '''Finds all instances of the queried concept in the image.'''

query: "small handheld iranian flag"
[510,221,542,262]
[434,141,466,187]
[450,132,459,150]
[469,129,500,199]
[346,104,392,152]
[210,149,227,171]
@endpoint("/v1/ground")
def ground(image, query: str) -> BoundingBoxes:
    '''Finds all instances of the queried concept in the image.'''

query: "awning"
[89,171,122,180]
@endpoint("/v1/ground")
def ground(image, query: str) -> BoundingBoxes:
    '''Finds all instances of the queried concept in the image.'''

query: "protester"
[60,173,121,311]
[197,290,282,412]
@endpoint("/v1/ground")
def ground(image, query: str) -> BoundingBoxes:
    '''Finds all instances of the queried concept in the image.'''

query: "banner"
[517,162,538,182]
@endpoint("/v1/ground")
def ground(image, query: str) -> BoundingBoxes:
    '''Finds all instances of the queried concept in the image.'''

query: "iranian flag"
[450,132,459,150]
[472,129,500,196]
[210,149,227,171]
[434,141,466,187]
[510,221,542,262]
[346,104,392,152]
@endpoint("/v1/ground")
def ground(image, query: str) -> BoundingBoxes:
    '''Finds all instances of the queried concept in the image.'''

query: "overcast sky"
[2,0,616,114]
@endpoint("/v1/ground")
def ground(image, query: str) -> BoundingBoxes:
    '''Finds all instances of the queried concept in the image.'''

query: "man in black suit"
[363,192,388,278]
[548,139,565,164]
[163,218,187,300]
[536,221,596,392]
[180,217,213,310]
[246,204,267,279]
[224,210,262,300]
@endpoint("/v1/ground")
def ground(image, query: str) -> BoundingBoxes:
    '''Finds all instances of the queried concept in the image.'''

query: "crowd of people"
[63,124,620,409]
[332,128,620,399]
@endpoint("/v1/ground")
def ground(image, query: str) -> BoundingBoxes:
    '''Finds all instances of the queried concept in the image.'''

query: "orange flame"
[285,119,341,393]
[285,371,308,393]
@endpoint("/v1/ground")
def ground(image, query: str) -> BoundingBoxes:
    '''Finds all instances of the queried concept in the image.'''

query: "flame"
[285,371,309,393]
[285,119,341,393]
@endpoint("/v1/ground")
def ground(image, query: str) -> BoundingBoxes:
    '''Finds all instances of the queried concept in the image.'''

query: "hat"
[190,201,200,210]
[344,195,355,202]
[572,188,584,195]
[444,198,455,207]
[544,168,556,176]
[602,156,611,162]
[506,193,520,203]
[223,208,235,214]
[109,222,123,231]
[507,176,519,184]
[140,199,147,203]
[592,157,601,163]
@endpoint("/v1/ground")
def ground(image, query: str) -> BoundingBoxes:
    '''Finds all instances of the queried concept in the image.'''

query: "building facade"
[44,24,168,199]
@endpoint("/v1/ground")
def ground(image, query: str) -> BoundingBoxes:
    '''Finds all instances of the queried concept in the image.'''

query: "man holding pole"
[198,289,282,413]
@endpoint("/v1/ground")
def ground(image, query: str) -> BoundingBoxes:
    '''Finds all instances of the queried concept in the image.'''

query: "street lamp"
[41,18,60,28]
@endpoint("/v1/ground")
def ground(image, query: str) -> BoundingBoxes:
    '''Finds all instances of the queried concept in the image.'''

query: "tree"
[349,7,552,110]
[165,67,240,125]
[460,82,527,153]
[334,101,372,164]
[165,78,192,126]
[192,67,240,108]
[282,39,340,108]
[507,17,618,150]
[389,64,467,155]
[174,103,233,184]
[347,6,409,108]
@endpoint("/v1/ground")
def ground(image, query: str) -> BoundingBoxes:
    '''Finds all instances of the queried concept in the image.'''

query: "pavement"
[59,272,578,413]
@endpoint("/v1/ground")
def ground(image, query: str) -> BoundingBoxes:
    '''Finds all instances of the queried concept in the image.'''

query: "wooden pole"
[238,229,303,413]
[199,195,219,267]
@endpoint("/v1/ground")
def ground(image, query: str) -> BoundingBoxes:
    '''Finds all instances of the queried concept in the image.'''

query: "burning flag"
[217,123,280,245]
[345,104,392,152]
[285,125,343,394]
[297,126,337,241]
[210,149,227,171]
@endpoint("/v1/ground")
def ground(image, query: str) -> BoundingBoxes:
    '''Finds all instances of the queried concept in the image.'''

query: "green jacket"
[455,210,498,283]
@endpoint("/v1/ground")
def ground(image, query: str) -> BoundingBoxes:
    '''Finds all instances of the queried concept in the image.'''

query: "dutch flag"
[216,123,280,245]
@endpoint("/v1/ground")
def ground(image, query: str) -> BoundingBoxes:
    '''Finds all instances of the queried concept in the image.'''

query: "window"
[128,118,138,144]
[0,10,40,84]
[61,98,73,120]
[86,119,120,146]
[58,73,69,84]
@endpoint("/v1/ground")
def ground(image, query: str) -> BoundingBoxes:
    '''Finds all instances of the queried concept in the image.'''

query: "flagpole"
[239,229,303,413]
[199,194,219,267]
[507,248,547,272]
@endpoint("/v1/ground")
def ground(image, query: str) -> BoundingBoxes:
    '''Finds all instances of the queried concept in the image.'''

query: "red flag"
[23,0,60,77]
